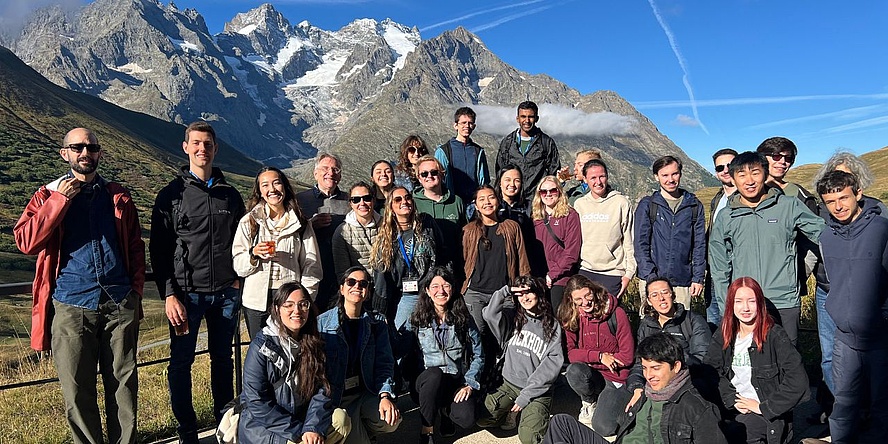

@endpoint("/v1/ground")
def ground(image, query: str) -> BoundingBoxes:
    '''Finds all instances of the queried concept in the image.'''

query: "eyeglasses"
[714,164,730,173]
[429,283,452,292]
[349,195,373,204]
[539,187,559,196]
[318,166,342,175]
[65,143,101,153]
[456,121,476,127]
[393,194,413,204]
[768,153,795,163]
[345,278,370,289]
[281,300,311,311]
[647,290,673,300]
[419,169,440,179]
[407,146,427,155]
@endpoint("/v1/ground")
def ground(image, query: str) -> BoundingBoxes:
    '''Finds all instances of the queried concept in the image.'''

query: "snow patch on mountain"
[169,37,202,54]
[382,21,417,71]
[110,63,153,74]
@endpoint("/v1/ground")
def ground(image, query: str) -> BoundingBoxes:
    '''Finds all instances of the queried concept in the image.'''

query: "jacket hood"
[344,209,381,227]
[826,197,883,238]
[248,204,306,236]
[584,188,622,203]
[727,184,782,210]
[413,187,454,204]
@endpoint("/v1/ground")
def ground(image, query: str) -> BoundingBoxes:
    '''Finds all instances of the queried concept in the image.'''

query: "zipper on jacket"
[208,189,215,289]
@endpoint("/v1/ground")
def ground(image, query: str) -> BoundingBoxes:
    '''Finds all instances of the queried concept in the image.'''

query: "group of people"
[12,98,887,444]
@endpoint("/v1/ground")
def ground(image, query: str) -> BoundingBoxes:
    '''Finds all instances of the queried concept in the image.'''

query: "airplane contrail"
[421,0,546,32]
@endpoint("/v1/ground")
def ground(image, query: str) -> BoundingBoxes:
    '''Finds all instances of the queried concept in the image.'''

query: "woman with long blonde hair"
[531,175,581,312]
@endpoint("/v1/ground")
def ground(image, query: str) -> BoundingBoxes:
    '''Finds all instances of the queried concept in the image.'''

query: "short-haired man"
[542,334,726,444]
[704,148,738,328]
[412,155,465,273]
[574,159,636,299]
[633,156,706,313]
[296,152,350,311]
[15,128,145,444]
[564,149,602,206]
[496,101,561,203]
[815,170,888,443]
[708,152,823,346]
[151,121,246,443]
[434,106,490,206]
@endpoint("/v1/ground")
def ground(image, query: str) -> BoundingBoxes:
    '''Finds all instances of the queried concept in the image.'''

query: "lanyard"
[397,233,416,274]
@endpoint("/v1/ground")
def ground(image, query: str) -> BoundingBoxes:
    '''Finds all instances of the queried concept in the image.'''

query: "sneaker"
[440,414,456,437]
[500,411,518,430]
[578,400,596,427]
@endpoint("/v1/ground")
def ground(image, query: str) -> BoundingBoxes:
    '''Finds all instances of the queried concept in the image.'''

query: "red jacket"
[14,176,145,351]
[564,294,635,383]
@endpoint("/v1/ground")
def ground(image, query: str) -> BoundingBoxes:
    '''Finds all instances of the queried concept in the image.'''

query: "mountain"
[9,0,717,197]
[0,44,260,253]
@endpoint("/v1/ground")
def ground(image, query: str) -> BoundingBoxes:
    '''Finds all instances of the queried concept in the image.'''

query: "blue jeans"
[706,292,723,331]
[393,292,419,332]
[168,286,241,439]
[830,338,888,443]
[815,286,835,392]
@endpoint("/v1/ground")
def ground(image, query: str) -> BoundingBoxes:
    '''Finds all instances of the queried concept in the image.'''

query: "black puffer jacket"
[150,166,245,297]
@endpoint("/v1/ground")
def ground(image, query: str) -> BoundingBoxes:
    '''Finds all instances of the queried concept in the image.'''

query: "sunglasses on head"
[539,187,559,196]
[715,164,730,173]
[393,194,413,203]
[66,143,101,153]
[407,145,427,155]
[419,169,440,178]
[349,195,373,204]
[768,153,795,163]
[345,278,369,289]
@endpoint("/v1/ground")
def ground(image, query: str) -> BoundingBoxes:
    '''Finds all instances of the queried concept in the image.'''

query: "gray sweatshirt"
[482,285,565,408]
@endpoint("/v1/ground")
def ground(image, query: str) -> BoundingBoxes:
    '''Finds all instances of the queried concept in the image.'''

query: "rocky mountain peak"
[223,3,290,36]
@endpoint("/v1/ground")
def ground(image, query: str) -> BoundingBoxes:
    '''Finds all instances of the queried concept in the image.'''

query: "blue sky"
[9,0,888,168]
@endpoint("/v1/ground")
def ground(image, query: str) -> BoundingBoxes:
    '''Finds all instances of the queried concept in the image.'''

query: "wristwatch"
[379,392,392,400]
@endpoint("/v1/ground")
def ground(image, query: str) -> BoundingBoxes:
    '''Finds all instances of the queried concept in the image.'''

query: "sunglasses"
[539,187,559,196]
[281,300,311,311]
[407,146,427,155]
[345,278,370,289]
[393,194,413,204]
[768,153,795,163]
[714,164,730,173]
[65,143,102,153]
[349,195,373,204]
[419,169,440,178]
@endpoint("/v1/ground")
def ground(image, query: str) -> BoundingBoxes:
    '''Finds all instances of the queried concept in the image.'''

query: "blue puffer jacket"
[239,322,333,444]
[317,307,396,405]
[413,320,484,390]
[633,190,706,286]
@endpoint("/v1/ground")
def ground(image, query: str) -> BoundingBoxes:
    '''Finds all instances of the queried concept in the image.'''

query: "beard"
[70,156,98,175]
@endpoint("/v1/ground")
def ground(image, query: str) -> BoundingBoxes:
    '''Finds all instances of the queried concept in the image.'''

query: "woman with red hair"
[705,277,809,444]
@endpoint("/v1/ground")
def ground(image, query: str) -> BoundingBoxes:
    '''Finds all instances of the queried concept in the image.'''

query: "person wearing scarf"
[542,334,726,444]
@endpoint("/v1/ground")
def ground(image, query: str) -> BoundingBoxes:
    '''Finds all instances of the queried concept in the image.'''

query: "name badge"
[345,376,359,391]
[403,280,419,293]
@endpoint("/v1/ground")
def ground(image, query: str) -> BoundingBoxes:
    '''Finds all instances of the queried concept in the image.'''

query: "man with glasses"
[703,148,737,328]
[297,151,350,310]
[496,101,561,203]
[633,156,706,316]
[151,121,245,443]
[434,106,490,206]
[15,128,145,444]
[412,155,466,279]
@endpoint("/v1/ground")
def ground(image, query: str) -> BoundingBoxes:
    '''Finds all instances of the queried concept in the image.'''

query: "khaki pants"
[638,283,692,316]
[289,408,351,444]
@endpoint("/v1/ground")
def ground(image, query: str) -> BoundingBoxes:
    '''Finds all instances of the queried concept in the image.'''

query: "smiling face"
[642,358,681,392]
[258,170,285,208]
[732,164,767,205]
[416,159,442,192]
[516,108,539,137]
[714,154,735,187]
[372,163,393,189]
[183,130,216,170]
[822,185,863,225]
[350,185,373,219]
[584,165,609,198]
[538,179,561,208]
[340,269,370,306]
[279,289,311,335]
[656,161,682,195]
[454,114,476,140]
[646,280,675,317]
[314,156,342,192]
[475,187,499,219]
[733,286,758,327]
[514,288,540,312]
[766,152,794,181]
[390,188,414,219]
[427,275,453,310]
[570,287,595,314]
[62,128,101,175]
[500,169,522,201]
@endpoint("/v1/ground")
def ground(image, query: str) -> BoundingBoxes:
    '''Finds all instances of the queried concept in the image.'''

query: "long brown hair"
[720,277,774,352]
[395,135,428,180]
[369,186,423,271]
[269,282,330,401]
[558,274,610,332]
[465,185,500,251]
[512,275,558,342]
[245,167,306,238]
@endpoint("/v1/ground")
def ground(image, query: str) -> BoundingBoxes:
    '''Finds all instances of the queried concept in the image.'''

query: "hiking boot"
[578,400,596,428]
[440,414,456,437]
[476,415,502,428]
[500,411,518,430]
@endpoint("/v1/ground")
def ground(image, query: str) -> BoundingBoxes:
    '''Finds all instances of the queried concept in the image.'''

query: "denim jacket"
[414,320,484,390]
[317,307,395,406]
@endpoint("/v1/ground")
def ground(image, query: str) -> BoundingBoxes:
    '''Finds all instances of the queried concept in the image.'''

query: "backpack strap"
[543,215,565,249]
[607,313,618,336]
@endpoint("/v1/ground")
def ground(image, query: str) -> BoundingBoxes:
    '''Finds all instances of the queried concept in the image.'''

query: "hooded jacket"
[150,166,245,297]
[14,175,145,351]
[708,186,823,310]
[483,285,564,408]
[633,190,706,286]
[413,186,466,268]
[532,207,582,286]
[574,189,637,278]
[239,320,334,443]
[563,293,635,383]
[232,204,322,311]
[332,210,381,278]
[495,127,561,203]
[819,199,888,350]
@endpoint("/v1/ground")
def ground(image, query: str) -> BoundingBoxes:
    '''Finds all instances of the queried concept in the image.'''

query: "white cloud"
[472,103,636,138]
[635,93,888,109]
[0,0,84,38]
[673,114,700,127]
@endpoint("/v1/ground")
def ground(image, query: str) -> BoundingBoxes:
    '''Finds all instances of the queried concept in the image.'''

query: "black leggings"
[415,367,477,428]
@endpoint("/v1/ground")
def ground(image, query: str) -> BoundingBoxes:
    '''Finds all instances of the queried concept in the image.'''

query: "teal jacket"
[708,186,823,310]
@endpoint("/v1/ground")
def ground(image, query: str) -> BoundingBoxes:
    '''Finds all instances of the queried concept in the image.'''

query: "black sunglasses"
[66,143,102,153]
[407,146,427,155]
[715,164,730,173]
[345,278,369,289]
[768,153,795,163]
[419,169,440,178]
[393,194,413,203]
[349,195,373,204]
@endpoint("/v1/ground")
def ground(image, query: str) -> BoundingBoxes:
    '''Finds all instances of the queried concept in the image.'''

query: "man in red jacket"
[14,127,145,444]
